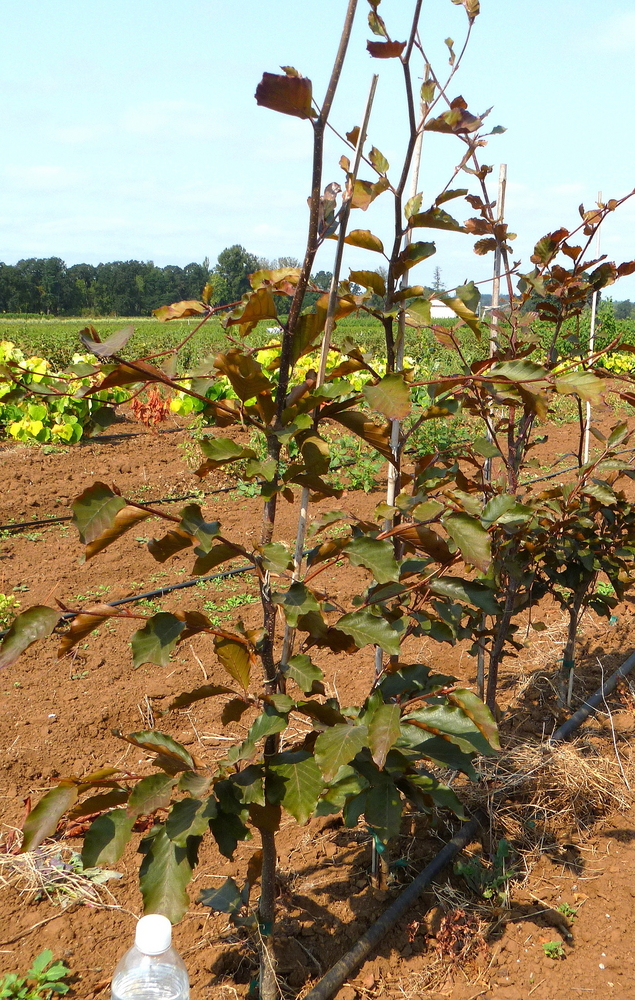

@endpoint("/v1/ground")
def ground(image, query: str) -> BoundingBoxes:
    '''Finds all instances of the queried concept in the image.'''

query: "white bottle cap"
[135,914,172,955]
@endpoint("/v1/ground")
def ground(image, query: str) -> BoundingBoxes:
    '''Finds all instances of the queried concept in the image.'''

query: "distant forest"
[0,249,634,318]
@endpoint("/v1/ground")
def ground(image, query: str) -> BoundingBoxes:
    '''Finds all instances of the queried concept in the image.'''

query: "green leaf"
[131,613,186,668]
[363,373,411,420]
[248,706,288,743]
[209,810,251,859]
[67,788,129,819]
[21,782,79,852]
[196,436,256,476]
[81,809,135,866]
[408,207,467,232]
[0,606,60,669]
[448,689,499,750]
[116,730,195,773]
[368,703,402,769]
[365,775,402,844]
[260,542,293,573]
[192,542,242,576]
[139,826,197,924]
[443,512,491,572]
[168,684,236,712]
[214,347,274,395]
[555,370,603,404]
[481,496,533,529]
[436,293,481,334]
[583,480,616,504]
[336,610,401,655]
[489,358,549,384]
[429,576,499,615]
[347,537,400,584]
[283,654,325,695]
[214,634,252,689]
[314,724,369,781]
[270,751,325,824]
[369,146,389,174]
[272,582,320,627]
[404,772,466,818]
[166,796,217,846]
[199,876,244,916]
[402,703,495,756]
[71,482,127,544]
[127,774,178,819]
[394,241,436,278]
[472,436,501,458]
[349,269,386,297]
[178,504,220,555]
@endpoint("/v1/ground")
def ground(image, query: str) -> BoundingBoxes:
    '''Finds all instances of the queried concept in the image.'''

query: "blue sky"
[1,0,634,299]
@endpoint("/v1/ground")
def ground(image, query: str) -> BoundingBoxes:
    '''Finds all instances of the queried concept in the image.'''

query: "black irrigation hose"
[0,561,257,641]
[302,817,482,1000]
[0,460,359,534]
[302,647,635,1000]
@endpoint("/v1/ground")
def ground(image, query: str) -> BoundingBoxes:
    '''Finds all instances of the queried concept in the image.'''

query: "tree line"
[0,246,327,317]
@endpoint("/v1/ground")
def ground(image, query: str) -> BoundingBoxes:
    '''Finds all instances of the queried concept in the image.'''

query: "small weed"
[0,949,70,997]
[13,584,30,593]
[557,902,577,919]
[0,593,20,629]
[70,671,89,681]
[542,940,566,960]
[454,839,515,904]
[13,681,22,689]
[24,532,42,542]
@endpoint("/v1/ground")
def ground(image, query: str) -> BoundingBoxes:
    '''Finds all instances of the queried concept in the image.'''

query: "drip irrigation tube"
[302,817,481,1000]
[301,647,635,1000]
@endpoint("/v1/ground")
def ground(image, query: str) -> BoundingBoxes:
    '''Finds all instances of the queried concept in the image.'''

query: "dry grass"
[464,737,631,851]
[0,835,121,908]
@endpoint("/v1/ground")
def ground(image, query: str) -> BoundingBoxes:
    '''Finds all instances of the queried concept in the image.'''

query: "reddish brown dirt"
[1,412,635,1000]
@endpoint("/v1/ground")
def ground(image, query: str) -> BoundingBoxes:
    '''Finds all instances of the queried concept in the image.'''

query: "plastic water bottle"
[111,913,190,999]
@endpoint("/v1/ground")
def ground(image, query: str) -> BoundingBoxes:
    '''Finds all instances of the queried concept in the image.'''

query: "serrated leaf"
[363,373,411,420]
[272,582,320,627]
[81,809,135,867]
[177,504,220,555]
[365,775,402,844]
[72,482,126,544]
[83,506,152,561]
[131,613,186,668]
[79,324,135,358]
[443,512,491,572]
[367,703,402,769]
[314,724,369,781]
[255,72,316,119]
[268,752,324,824]
[448,689,499,750]
[199,876,243,916]
[347,537,400,584]
[0,606,60,669]
[369,146,389,174]
[166,796,216,846]
[336,610,401,655]
[214,634,252,689]
[139,826,197,923]
[21,782,79,852]
[408,207,467,232]
[259,542,293,574]
[127,773,178,819]
[115,730,195,773]
[283,654,325,695]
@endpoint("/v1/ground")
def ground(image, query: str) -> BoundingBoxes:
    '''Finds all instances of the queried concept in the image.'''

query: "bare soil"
[1,412,635,1000]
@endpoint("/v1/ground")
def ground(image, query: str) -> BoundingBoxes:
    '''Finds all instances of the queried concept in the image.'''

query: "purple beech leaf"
[0,606,61,669]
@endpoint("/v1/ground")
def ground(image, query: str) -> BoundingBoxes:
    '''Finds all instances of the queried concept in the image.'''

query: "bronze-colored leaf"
[83,506,152,562]
[222,287,279,334]
[255,72,316,120]
[58,603,117,658]
[153,300,207,322]
[367,40,406,58]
